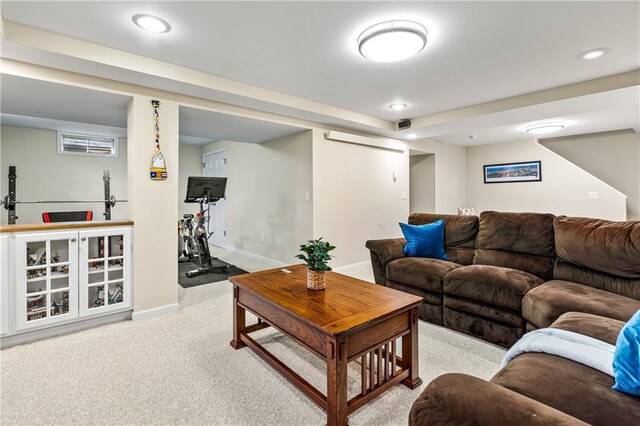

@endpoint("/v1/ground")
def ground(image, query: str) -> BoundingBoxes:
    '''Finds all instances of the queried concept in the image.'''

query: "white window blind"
[57,132,118,157]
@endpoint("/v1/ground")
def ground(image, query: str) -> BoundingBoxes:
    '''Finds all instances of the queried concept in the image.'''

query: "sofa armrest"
[365,238,406,285]
[410,373,586,426]
[365,238,406,266]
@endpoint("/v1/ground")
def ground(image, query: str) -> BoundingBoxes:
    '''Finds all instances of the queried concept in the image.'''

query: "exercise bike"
[179,176,231,278]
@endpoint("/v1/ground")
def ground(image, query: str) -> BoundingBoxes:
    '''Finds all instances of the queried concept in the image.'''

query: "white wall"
[466,139,627,220]
[127,96,179,314]
[410,154,436,213]
[0,126,128,224]
[408,138,468,214]
[202,131,313,264]
[312,129,410,267]
[178,143,204,218]
[0,126,203,225]
[541,129,640,220]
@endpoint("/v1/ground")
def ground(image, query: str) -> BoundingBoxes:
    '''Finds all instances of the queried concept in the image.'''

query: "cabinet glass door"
[14,231,79,331]
[79,228,131,317]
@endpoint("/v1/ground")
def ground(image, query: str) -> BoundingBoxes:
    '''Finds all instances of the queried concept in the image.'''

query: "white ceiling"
[0,2,638,146]
[179,107,306,145]
[0,74,131,128]
[0,75,305,144]
[2,1,638,120]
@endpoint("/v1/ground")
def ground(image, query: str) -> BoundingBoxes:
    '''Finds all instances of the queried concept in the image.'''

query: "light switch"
[402,192,408,200]
[588,192,599,200]
[393,171,397,182]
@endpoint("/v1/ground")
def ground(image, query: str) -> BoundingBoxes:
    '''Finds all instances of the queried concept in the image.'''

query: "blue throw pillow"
[399,220,448,260]
[613,309,640,396]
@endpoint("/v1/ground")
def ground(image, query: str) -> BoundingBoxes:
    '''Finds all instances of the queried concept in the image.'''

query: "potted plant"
[295,238,336,290]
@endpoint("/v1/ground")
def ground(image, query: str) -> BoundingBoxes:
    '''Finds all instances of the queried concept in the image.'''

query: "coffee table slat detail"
[230,264,423,426]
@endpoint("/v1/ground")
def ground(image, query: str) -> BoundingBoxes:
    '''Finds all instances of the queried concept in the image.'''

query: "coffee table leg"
[401,307,423,389]
[230,286,246,350]
[327,339,348,426]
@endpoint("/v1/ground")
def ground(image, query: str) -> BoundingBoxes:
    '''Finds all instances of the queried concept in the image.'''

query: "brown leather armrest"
[410,373,586,426]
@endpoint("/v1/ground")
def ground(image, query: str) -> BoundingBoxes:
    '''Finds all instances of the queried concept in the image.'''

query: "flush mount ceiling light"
[132,14,171,33]
[580,48,607,60]
[389,103,407,110]
[407,133,417,139]
[358,20,427,62]
[526,123,565,135]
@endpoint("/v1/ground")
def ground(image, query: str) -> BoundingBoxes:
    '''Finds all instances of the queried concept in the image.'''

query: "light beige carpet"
[1,277,506,425]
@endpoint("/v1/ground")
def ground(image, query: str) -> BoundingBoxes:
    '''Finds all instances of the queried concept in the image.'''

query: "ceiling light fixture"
[580,48,607,60]
[407,133,417,139]
[526,123,565,135]
[389,103,407,110]
[358,20,427,62]
[132,14,171,33]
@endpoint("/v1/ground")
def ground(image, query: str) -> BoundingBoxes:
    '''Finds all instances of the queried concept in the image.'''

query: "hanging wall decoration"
[150,100,168,180]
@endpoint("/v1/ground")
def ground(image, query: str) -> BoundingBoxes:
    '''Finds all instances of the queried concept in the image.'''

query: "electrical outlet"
[304,191,310,201]
[588,192,599,200]
[260,234,265,243]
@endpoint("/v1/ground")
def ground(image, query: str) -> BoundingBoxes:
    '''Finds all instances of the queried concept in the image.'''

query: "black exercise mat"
[178,258,248,288]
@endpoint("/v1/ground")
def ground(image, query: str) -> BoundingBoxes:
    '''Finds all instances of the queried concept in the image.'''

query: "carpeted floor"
[1,249,506,425]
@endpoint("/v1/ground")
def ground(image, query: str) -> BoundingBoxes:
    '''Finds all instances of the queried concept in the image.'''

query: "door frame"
[202,149,228,248]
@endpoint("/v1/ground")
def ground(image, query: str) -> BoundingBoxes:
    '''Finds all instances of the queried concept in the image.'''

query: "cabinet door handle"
[81,237,87,241]
[71,238,77,243]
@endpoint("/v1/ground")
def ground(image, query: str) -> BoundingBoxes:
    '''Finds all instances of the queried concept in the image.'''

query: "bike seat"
[183,214,194,219]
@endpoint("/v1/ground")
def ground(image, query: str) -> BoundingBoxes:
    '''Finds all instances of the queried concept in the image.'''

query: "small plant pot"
[307,269,326,291]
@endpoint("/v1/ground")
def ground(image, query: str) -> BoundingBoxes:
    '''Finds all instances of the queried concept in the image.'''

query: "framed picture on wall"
[483,161,542,184]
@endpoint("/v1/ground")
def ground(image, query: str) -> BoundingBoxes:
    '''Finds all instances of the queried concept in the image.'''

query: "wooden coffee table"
[230,264,423,426]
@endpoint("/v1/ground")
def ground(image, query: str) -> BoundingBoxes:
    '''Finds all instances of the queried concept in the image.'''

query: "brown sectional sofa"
[409,312,640,425]
[366,211,640,347]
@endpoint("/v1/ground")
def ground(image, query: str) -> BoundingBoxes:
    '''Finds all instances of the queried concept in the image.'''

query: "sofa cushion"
[523,280,640,328]
[476,211,555,257]
[550,312,625,345]
[399,220,448,260]
[613,309,640,396]
[491,353,640,425]
[554,259,640,301]
[554,216,640,279]
[474,249,555,281]
[474,211,556,280]
[443,265,544,311]
[386,257,461,293]
[409,213,478,248]
[409,213,478,265]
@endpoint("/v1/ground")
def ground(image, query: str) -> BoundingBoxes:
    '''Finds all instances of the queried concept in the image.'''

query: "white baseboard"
[132,303,180,321]
[222,246,287,267]
[334,261,373,280]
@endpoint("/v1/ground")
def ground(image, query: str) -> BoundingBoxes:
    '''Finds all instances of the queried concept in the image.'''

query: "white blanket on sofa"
[501,328,615,376]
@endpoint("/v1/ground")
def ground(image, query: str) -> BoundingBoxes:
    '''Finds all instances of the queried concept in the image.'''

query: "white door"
[203,150,227,248]
[78,227,132,318]
[14,231,79,331]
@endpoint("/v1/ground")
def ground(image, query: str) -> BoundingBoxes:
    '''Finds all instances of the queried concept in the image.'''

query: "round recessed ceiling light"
[580,48,607,60]
[358,20,427,62]
[132,14,171,33]
[407,133,417,139]
[526,123,565,135]
[389,103,407,110]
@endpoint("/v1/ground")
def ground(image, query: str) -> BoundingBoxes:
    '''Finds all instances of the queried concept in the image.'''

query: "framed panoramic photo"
[483,161,542,184]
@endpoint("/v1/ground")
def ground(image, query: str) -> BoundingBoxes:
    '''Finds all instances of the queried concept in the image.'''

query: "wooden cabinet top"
[0,220,134,233]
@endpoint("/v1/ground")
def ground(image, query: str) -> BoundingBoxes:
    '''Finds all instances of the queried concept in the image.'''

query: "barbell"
[1,195,127,210]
